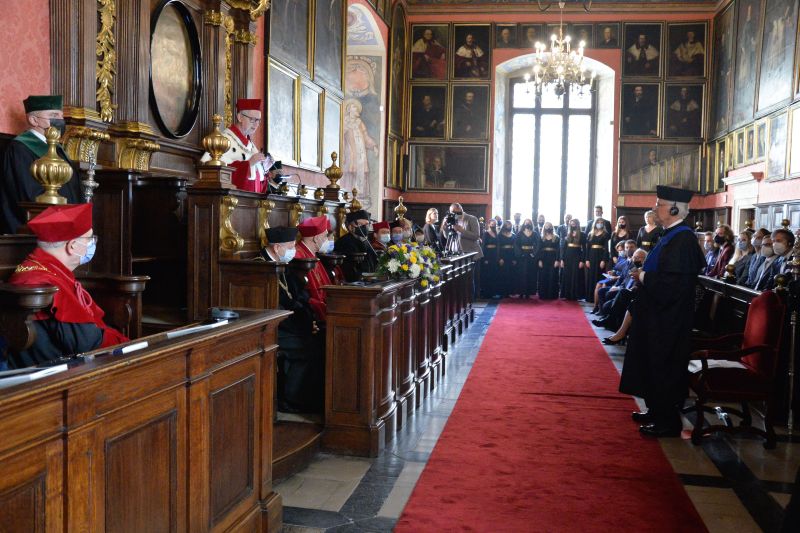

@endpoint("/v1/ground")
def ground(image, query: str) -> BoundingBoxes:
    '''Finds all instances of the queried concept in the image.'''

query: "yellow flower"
[433,275,440,282]
[420,279,428,287]
[401,264,409,271]
[389,245,399,252]
[409,253,417,264]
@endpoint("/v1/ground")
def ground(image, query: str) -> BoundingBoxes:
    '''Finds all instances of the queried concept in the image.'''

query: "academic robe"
[199,125,266,193]
[561,231,586,300]
[294,242,332,322]
[333,232,378,282]
[480,230,499,298]
[636,225,663,252]
[619,223,706,413]
[497,231,516,297]
[7,248,128,368]
[537,236,560,300]
[585,232,611,294]
[514,229,541,297]
[0,130,82,234]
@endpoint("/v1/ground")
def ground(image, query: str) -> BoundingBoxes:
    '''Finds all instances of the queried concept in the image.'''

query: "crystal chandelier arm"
[537,0,553,12]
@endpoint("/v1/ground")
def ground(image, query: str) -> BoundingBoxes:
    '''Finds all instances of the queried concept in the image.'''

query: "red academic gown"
[294,242,332,322]
[227,125,266,193]
[10,248,129,349]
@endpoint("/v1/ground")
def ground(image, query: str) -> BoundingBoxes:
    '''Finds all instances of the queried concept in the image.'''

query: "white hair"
[674,201,690,219]
[37,240,66,249]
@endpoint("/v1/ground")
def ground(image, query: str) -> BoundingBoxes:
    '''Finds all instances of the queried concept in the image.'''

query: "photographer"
[440,203,483,296]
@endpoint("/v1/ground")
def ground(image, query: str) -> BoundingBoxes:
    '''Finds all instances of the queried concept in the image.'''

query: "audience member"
[730,230,755,284]
[610,216,632,257]
[481,218,499,298]
[744,228,770,287]
[772,228,796,276]
[752,235,778,291]
[422,208,442,253]
[636,210,662,251]
[702,231,718,275]
[371,221,391,253]
[707,224,734,278]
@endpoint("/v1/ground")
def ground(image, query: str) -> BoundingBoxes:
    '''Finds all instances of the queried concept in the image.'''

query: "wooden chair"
[686,289,786,449]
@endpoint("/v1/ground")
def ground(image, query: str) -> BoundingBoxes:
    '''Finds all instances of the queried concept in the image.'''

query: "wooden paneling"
[331,326,362,413]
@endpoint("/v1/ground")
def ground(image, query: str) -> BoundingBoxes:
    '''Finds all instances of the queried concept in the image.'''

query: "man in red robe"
[200,98,269,192]
[7,204,128,368]
[295,216,334,322]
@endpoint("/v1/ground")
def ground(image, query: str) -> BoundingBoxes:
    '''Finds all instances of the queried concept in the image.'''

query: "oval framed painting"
[149,0,202,138]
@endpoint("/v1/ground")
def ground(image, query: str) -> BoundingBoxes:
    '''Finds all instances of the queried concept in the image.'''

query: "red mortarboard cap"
[237,99,262,112]
[28,204,92,242]
[372,221,390,232]
[298,215,330,237]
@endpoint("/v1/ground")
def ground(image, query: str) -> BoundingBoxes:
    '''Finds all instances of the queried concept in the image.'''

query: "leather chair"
[686,289,786,449]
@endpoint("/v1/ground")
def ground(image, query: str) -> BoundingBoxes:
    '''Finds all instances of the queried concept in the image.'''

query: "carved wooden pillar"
[50,0,96,110]
[230,10,257,102]
[202,4,232,135]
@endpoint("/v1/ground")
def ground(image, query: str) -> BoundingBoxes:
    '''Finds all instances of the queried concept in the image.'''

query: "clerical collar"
[29,129,46,143]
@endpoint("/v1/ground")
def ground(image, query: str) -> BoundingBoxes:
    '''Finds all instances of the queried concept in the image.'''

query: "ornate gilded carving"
[202,114,232,166]
[324,152,343,189]
[394,196,408,221]
[298,183,309,197]
[220,196,245,253]
[62,126,111,163]
[289,201,304,227]
[313,187,325,200]
[336,205,348,237]
[234,29,258,46]
[31,128,74,205]
[115,137,161,171]
[316,203,329,217]
[258,199,275,247]
[96,0,117,122]
[228,0,270,20]
[349,188,363,213]
[204,11,235,124]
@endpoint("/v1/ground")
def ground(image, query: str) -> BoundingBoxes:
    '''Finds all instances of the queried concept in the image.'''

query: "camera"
[444,212,457,228]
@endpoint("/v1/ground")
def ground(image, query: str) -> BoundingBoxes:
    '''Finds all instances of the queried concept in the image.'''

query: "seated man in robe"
[6,204,128,368]
[1,95,82,234]
[259,226,324,412]
[390,220,406,245]
[371,221,391,253]
[334,210,378,281]
[199,98,269,193]
[296,216,335,322]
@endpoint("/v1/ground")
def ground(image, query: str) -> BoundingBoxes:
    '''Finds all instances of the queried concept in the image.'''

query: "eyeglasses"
[79,235,99,245]
[240,113,261,123]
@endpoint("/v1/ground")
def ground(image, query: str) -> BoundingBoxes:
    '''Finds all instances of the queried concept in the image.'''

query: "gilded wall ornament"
[220,196,245,253]
[96,0,117,122]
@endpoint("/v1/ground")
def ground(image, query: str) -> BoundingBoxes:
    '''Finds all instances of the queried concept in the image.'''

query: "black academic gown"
[538,236,560,300]
[334,232,379,282]
[497,231,516,297]
[1,132,82,234]
[514,230,541,297]
[619,223,706,417]
[636,225,663,252]
[481,231,499,298]
[561,231,586,300]
[585,231,610,295]
[610,230,631,255]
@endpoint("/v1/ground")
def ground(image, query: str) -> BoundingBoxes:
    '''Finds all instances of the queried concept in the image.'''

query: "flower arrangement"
[377,242,441,288]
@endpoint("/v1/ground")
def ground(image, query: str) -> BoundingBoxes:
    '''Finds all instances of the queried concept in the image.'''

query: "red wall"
[0,0,51,134]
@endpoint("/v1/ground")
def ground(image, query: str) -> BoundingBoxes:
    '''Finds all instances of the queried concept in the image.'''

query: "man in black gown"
[1,95,82,234]
[333,209,378,281]
[260,226,324,412]
[619,186,706,437]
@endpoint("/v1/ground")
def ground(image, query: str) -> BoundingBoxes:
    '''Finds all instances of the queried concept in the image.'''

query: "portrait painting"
[705,144,717,193]
[767,112,788,180]
[727,133,736,169]
[621,83,660,138]
[622,23,662,77]
[595,23,620,49]
[736,130,745,166]
[667,22,706,77]
[619,143,700,193]
[388,4,407,136]
[731,0,763,128]
[756,120,767,160]
[322,96,341,169]
[299,83,321,169]
[451,85,489,140]
[270,0,309,74]
[519,24,543,49]
[344,55,382,211]
[453,24,491,79]
[268,62,297,164]
[716,138,727,190]
[571,25,594,48]
[149,1,201,139]
[711,4,734,137]
[664,84,703,139]
[409,84,447,139]
[790,107,800,177]
[756,0,799,113]
[386,134,403,188]
[495,24,518,49]
[409,144,488,191]
[410,24,448,80]
[746,126,755,162]
[314,0,344,91]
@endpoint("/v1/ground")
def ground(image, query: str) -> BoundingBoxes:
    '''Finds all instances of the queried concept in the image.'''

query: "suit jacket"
[441,212,483,259]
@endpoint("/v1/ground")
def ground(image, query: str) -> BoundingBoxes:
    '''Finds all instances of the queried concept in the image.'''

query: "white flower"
[410,263,421,278]
[388,259,400,273]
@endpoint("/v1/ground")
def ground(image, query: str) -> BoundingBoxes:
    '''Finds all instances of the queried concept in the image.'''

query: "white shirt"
[30,129,46,143]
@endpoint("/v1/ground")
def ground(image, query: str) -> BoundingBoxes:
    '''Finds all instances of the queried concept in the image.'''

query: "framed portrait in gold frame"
[756,119,767,161]
[745,125,755,163]
[735,129,745,167]
[766,111,788,180]
[789,104,800,178]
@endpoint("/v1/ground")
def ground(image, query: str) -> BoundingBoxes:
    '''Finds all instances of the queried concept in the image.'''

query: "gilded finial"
[724,263,736,282]
[298,183,309,197]
[394,196,407,221]
[324,151,343,189]
[349,187,363,213]
[774,273,787,291]
[782,218,790,230]
[695,221,703,231]
[202,114,231,166]
[279,182,290,195]
[313,187,324,200]
[744,219,753,230]
[31,127,73,205]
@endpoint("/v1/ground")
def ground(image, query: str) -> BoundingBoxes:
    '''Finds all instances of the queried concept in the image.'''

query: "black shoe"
[631,410,653,423]
[603,336,626,346]
[592,319,608,327]
[639,423,681,438]
[591,307,600,314]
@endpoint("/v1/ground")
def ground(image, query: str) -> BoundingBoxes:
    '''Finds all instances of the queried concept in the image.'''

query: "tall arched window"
[506,79,597,224]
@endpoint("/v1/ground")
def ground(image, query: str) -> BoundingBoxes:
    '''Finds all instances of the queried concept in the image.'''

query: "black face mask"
[354,224,369,237]
[619,223,626,228]
[713,235,725,245]
[48,118,67,137]
[633,260,643,268]
[523,224,533,230]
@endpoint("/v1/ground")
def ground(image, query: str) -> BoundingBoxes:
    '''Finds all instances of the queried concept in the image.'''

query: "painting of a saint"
[732,0,763,128]
[343,99,378,201]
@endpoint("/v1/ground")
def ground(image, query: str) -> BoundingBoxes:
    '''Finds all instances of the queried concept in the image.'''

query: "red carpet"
[395,298,707,533]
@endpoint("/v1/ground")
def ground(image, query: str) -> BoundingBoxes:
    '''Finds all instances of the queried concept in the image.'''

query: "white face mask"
[595,223,603,230]
[280,246,297,262]
[772,242,787,256]
[751,237,762,248]
[319,239,335,254]
[760,246,774,258]
[379,233,391,244]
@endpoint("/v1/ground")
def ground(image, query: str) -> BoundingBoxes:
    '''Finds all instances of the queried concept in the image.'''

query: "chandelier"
[524,2,595,97]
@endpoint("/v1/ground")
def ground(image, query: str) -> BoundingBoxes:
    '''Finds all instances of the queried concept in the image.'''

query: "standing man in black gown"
[620,186,706,437]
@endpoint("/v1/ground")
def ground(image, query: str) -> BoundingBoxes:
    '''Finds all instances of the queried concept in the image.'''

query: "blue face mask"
[280,247,296,262]
[79,239,96,265]
[379,234,391,244]
[736,240,748,251]
[319,239,334,254]
[391,233,404,244]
